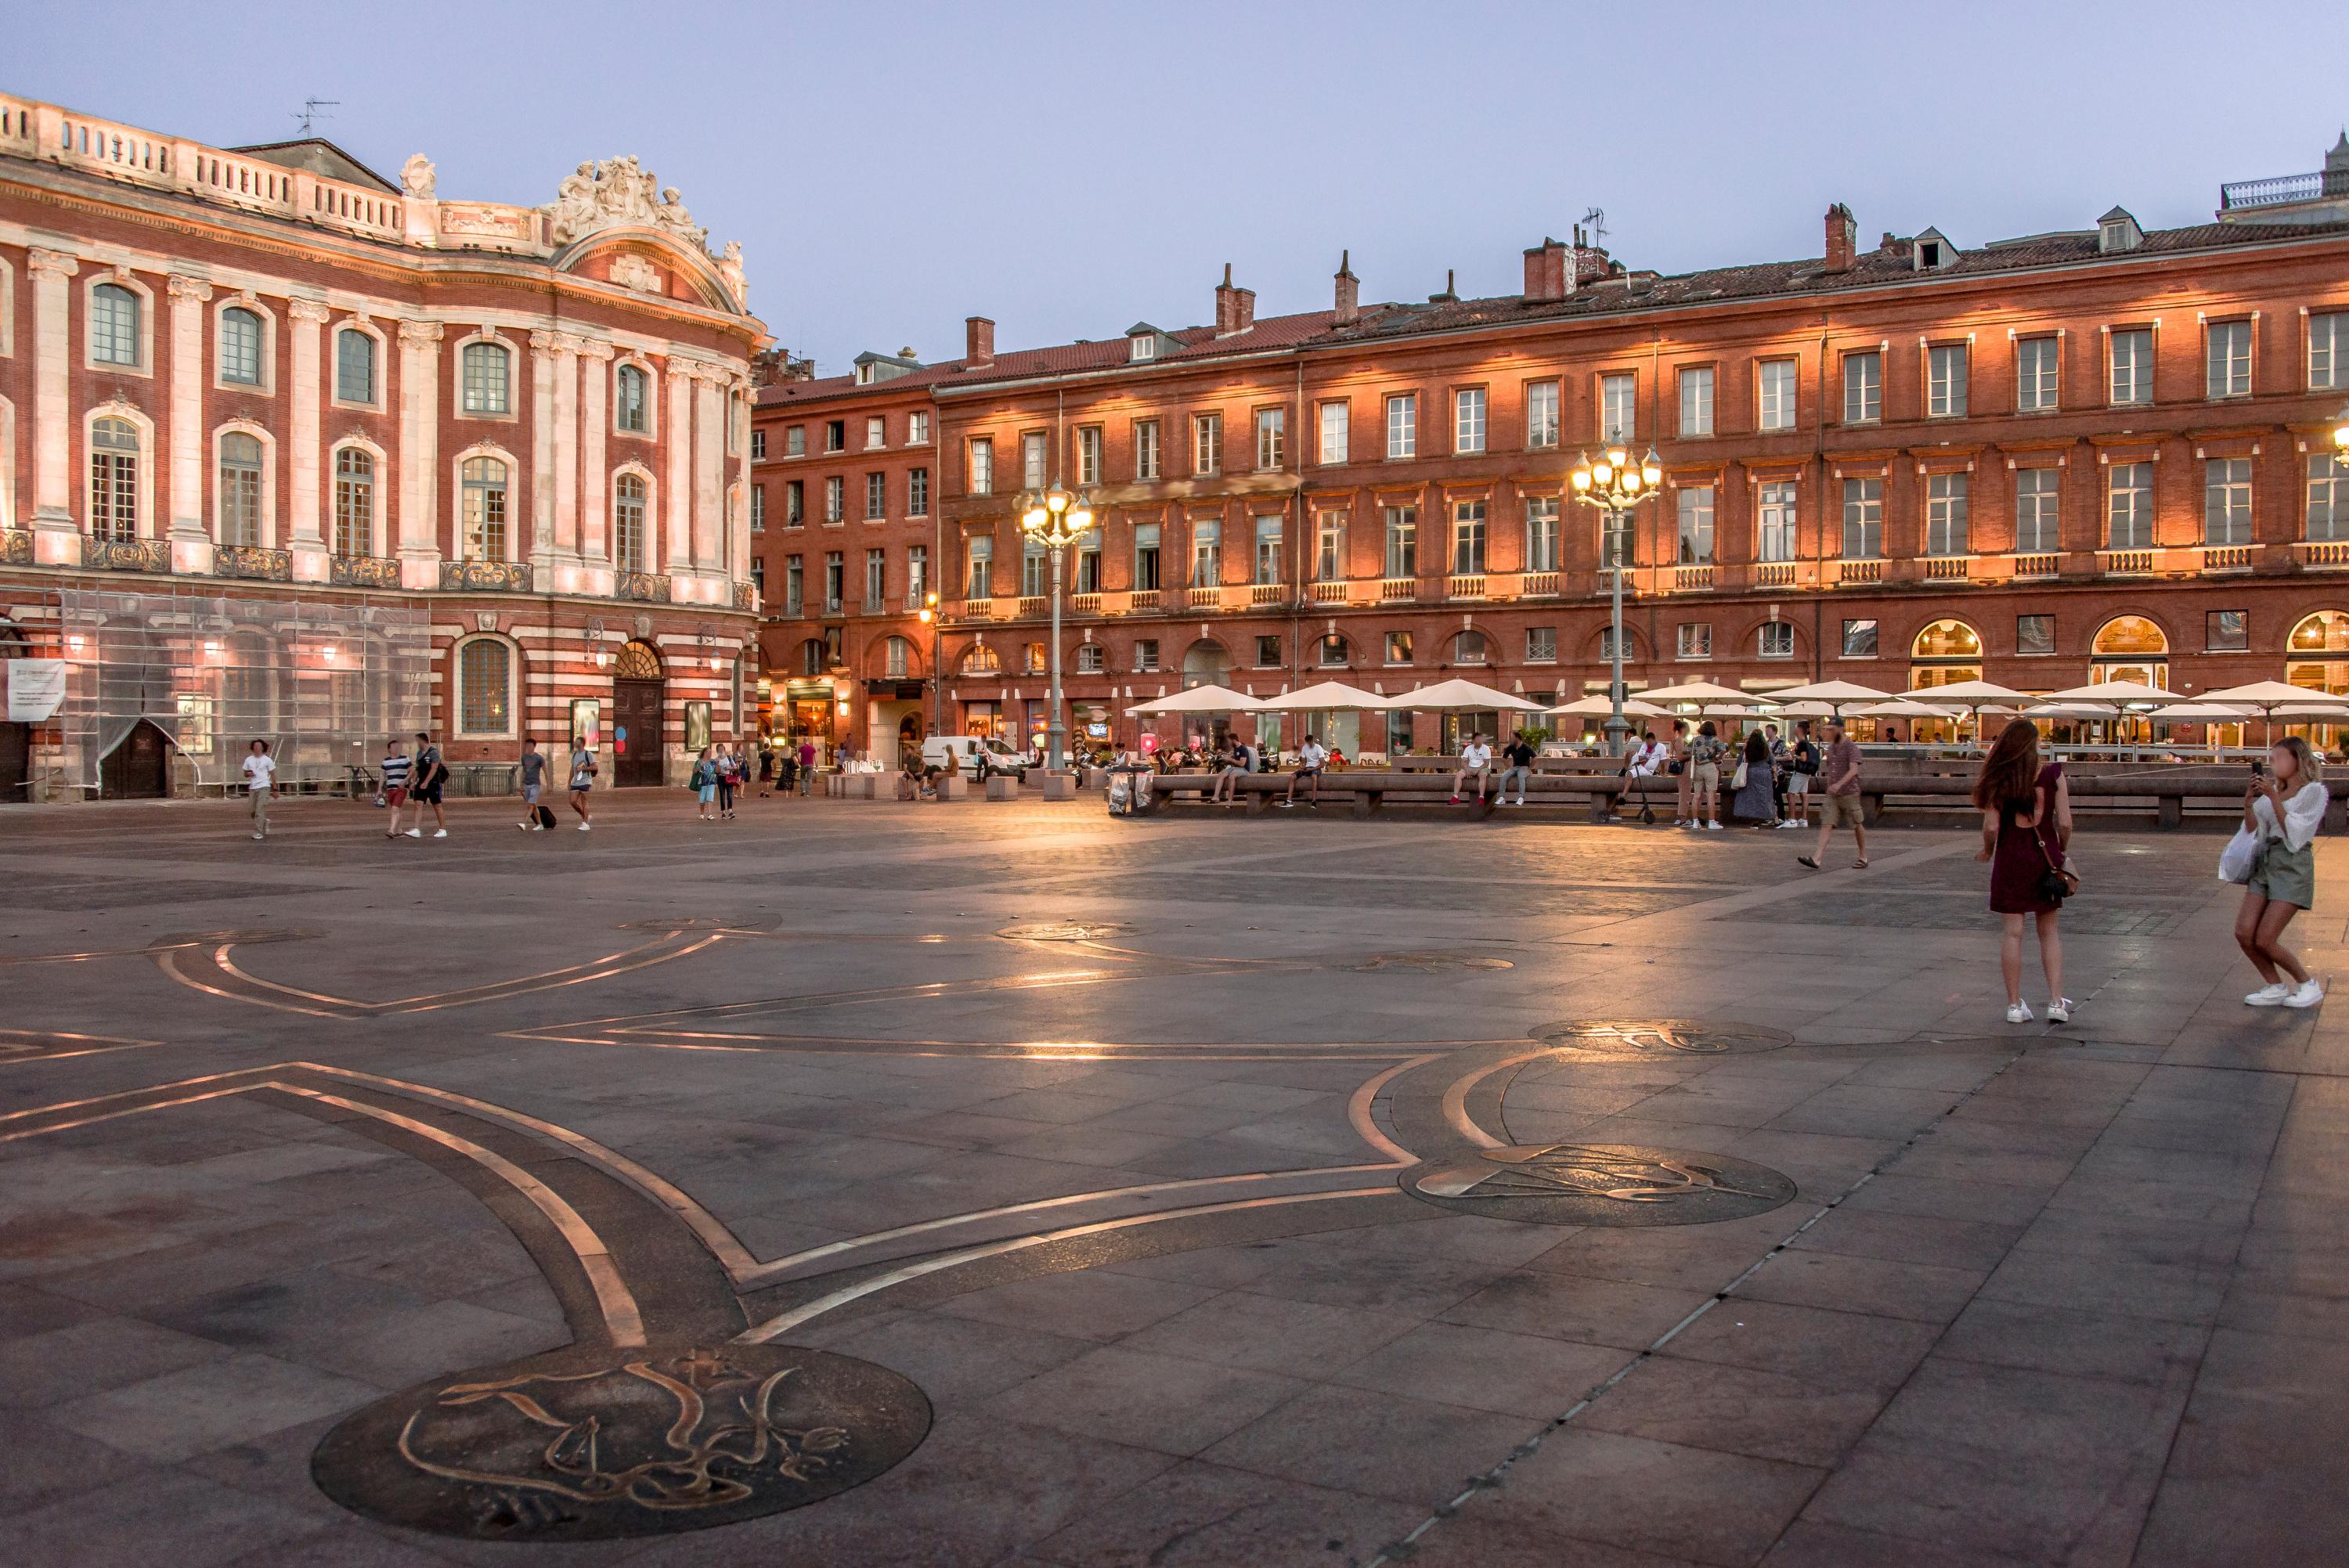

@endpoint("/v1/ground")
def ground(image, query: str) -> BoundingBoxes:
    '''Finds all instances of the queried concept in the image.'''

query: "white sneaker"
[2048,998,2073,1023]
[579,822,591,831]
[2005,1001,2033,1024]
[251,833,265,841]
[1706,820,1722,831]
[404,828,421,838]
[2286,979,2326,1009]
[2246,982,2290,1007]
[431,828,448,838]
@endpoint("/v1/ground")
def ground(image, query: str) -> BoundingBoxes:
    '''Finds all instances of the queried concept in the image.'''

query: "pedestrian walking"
[1283,734,1329,808]
[757,744,775,798]
[778,745,799,796]
[1766,723,1795,828]
[1784,721,1820,828]
[1972,718,2074,1025]
[1799,718,1867,870]
[1668,719,1692,826]
[1730,728,1778,828]
[691,748,719,820]
[514,738,549,831]
[797,737,817,795]
[1450,734,1494,805]
[716,744,741,820]
[403,731,449,838]
[379,737,412,840]
[2232,736,2326,1009]
[1687,722,1726,831]
[1497,732,1537,806]
[241,739,275,839]
[567,733,597,831]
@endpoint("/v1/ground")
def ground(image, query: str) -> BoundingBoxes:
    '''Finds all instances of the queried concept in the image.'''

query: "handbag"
[2218,827,2259,885]
[2030,780,2080,903]
[1730,760,1749,791]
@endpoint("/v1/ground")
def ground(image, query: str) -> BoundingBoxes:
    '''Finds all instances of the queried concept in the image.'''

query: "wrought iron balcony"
[82,535,171,574]
[213,545,290,582]
[329,553,401,588]
[439,559,533,593]
[615,570,672,603]
[2220,168,2347,211]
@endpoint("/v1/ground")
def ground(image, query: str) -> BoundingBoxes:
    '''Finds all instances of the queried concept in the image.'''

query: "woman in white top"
[2238,735,2327,1008]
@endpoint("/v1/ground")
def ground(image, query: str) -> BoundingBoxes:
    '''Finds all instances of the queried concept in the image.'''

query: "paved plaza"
[2,790,2344,1566]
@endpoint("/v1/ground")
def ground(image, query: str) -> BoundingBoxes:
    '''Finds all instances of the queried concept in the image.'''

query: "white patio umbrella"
[2146,703,2254,723]
[1546,694,1668,718]
[2039,679,2185,705]
[1850,699,1961,720]
[1380,678,1544,712]
[1124,684,1265,716]
[2201,680,2340,743]
[1761,679,1895,712]
[1895,678,2035,746]
[1256,680,1387,711]
[1640,680,1778,707]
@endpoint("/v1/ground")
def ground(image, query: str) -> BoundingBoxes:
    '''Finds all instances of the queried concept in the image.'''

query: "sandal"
[1851,858,1869,869]
[1797,855,1820,870]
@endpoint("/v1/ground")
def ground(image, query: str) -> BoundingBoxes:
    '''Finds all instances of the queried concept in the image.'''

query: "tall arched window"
[335,329,376,403]
[89,417,139,539]
[218,432,264,545]
[334,448,374,557]
[1907,618,1983,690]
[456,638,513,736]
[1455,629,1488,665]
[219,307,262,385]
[614,473,648,571]
[461,457,509,560]
[90,283,140,366]
[959,643,999,676]
[885,636,914,678]
[2288,612,2349,699]
[2091,615,2169,688]
[460,341,511,414]
[615,365,649,433]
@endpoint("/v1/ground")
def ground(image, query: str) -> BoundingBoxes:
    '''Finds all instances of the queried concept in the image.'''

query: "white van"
[921,734,1030,781]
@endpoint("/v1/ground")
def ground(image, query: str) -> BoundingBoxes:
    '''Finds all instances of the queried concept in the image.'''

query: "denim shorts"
[2249,838,2317,910]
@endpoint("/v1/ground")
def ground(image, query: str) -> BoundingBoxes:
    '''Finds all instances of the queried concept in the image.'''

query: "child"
[379,737,412,840]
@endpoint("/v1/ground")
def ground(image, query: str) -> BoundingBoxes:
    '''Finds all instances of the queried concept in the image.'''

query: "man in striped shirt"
[379,737,412,840]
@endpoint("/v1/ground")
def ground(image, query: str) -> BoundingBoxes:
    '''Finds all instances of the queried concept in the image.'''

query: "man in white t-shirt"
[1283,737,1329,809]
[1451,734,1494,804]
[1620,730,1668,824]
[242,739,276,840]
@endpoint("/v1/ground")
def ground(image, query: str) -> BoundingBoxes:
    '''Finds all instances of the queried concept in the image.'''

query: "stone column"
[287,298,330,580]
[396,320,444,587]
[664,361,694,575]
[579,341,614,574]
[26,248,78,552]
[528,330,556,557]
[731,373,755,593]
[692,369,723,577]
[550,333,581,561]
[165,276,213,567]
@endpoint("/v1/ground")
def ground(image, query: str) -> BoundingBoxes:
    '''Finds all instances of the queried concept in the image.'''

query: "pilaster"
[27,249,78,550]
[397,319,444,588]
[692,368,723,583]
[664,359,694,575]
[287,298,331,582]
[551,333,581,561]
[578,341,615,594]
[528,330,556,558]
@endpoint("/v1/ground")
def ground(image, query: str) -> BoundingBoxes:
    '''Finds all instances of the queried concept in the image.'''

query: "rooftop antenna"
[293,98,340,135]
[1579,207,1608,246]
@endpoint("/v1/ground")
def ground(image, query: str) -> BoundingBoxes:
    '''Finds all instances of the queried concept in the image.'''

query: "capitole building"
[753,134,2349,762]
[0,91,763,801]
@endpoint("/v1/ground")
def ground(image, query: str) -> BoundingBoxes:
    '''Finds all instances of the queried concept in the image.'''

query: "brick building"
[759,140,2349,762]
[0,92,763,801]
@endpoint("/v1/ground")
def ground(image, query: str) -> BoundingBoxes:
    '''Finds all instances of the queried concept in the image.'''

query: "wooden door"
[99,719,171,799]
[612,679,666,788]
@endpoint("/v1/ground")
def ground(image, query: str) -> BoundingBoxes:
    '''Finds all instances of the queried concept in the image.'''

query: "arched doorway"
[0,621,27,803]
[1180,639,1231,689]
[2286,611,2349,752]
[2090,615,2168,689]
[611,639,666,788]
[1907,619,1983,743]
[99,718,174,799]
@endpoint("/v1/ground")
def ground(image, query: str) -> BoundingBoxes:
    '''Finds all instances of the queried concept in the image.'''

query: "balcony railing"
[1308,580,1351,604]
[2012,554,2060,580]
[1070,592,1103,615]
[1129,588,1161,611]
[1837,558,1882,585]
[329,553,400,588]
[1674,564,1714,591]
[1522,571,1561,597]
[958,597,992,620]
[2102,550,2155,576]
[2220,168,2348,211]
[81,536,171,573]
[1379,577,1418,602]
[1016,595,1047,618]
[1447,574,1486,600]
[1922,556,1972,582]
[615,570,672,603]
[2203,544,2254,571]
[212,545,290,582]
[1249,582,1285,606]
[1185,585,1222,609]
[1755,561,1796,588]
[440,559,533,593]
[2299,541,2349,568]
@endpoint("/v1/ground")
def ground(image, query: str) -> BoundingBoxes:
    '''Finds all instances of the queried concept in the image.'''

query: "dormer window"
[1918,241,1942,269]
[1131,334,1156,362]
[1912,228,1954,270]
[2098,207,2144,254]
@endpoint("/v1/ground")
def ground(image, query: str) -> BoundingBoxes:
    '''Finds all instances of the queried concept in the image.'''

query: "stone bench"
[984,775,1019,802]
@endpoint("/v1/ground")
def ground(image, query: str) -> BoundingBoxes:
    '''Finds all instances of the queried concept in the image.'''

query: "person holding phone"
[2237,737,2326,1008]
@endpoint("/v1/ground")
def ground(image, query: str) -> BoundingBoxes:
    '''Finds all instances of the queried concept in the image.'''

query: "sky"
[14,0,2347,373]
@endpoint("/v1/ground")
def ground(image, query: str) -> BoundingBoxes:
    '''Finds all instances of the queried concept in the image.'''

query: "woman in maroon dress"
[1973,718,2073,1025]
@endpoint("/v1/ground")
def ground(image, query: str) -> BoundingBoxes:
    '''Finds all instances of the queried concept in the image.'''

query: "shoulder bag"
[2031,779,2080,903]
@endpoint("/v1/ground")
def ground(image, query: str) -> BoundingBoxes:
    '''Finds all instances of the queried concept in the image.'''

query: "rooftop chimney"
[1523,236,1572,301]
[1214,263,1255,337]
[1824,204,1856,272]
[1333,250,1359,326]
[965,315,994,365]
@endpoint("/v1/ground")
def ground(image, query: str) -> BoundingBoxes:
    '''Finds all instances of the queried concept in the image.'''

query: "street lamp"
[1016,480,1094,771]
[1569,442,1662,755]
[917,589,940,740]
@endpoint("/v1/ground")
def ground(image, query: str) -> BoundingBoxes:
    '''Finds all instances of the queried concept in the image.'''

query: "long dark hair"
[1744,729,1770,764]
[1971,718,2042,809]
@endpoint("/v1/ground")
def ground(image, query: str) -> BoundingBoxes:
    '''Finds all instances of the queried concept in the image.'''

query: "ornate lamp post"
[1569,443,1662,755]
[1017,481,1094,771]
[917,589,940,739]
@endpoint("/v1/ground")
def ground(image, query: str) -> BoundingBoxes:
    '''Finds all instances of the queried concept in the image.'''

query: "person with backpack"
[379,737,412,840]
[567,733,597,831]
[402,731,449,839]
[715,744,742,820]
[514,738,549,831]
[691,748,719,821]
[1686,722,1727,831]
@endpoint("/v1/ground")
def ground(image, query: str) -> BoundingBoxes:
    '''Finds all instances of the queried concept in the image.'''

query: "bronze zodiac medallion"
[1402,1141,1798,1227]
[313,1342,931,1541]
[1532,1018,1792,1056]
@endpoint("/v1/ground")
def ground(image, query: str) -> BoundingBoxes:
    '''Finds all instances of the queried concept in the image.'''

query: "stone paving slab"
[0,789,2343,1563]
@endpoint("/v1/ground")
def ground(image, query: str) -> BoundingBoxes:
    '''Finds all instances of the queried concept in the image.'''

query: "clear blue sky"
[14,0,2344,373]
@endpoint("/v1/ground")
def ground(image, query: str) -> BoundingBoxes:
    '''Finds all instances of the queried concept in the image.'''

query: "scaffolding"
[53,586,430,795]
